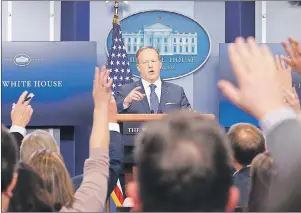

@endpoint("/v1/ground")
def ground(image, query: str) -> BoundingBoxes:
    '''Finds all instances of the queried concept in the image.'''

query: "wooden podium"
[116,113,215,183]
[116,113,215,122]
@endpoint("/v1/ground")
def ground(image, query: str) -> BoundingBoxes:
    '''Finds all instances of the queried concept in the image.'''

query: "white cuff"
[10,125,26,136]
[123,103,130,109]
[109,123,120,132]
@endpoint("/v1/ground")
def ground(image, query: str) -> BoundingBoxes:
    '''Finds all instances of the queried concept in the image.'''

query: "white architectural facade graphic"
[122,23,198,55]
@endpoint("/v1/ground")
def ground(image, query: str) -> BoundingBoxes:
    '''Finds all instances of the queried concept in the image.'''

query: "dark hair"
[134,110,233,211]
[248,152,274,211]
[8,162,55,212]
[1,125,18,192]
[228,123,265,166]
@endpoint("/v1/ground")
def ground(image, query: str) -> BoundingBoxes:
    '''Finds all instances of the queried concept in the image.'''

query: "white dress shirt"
[141,78,162,106]
[233,165,251,176]
[123,78,162,109]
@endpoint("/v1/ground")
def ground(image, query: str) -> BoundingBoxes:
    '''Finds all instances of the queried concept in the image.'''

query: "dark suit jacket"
[11,132,24,161]
[72,130,124,199]
[233,167,251,207]
[11,132,24,148]
[116,79,191,113]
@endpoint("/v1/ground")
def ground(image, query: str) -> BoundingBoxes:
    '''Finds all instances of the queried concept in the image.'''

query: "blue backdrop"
[219,43,301,127]
[2,41,97,126]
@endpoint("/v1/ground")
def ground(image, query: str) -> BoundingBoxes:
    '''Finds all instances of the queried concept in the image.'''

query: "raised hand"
[218,37,284,119]
[281,37,301,74]
[11,91,34,127]
[93,66,113,109]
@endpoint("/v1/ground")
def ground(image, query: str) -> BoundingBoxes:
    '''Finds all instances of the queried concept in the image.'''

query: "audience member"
[2,126,18,212]
[127,110,239,211]
[248,152,274,212]
[8,162,55,212]
[228,123,265,206]
[20,130,59,163]
[28,149,75,208]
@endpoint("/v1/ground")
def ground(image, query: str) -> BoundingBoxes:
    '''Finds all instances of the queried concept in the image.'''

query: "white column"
[161,35,164,53]
[188,37,192,53]
[261,1,267,43]
[49,1,55,136]
[130,37,134,53]
[194,36,197,53]
[167,36,170,54]
[49,1,55,41]
[137,35,140,50]
[7,1,12,41]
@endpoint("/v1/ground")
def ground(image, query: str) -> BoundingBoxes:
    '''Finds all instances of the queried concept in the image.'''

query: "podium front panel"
[120,122,145,164]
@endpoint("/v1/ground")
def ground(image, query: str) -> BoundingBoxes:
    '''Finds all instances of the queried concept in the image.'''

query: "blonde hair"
[28,149,74,208]
[20,130,59,163]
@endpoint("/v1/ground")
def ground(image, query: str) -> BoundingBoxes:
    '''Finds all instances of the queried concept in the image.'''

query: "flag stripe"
[111,191,122,207]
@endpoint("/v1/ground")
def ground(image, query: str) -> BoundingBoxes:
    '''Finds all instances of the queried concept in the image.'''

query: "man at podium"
[116,46,191,114]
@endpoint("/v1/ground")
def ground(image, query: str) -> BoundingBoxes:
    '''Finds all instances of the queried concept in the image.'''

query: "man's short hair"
[134,110,233,211]
[2,125,18,192]
[136,46,160,62]
[227,123,265,166]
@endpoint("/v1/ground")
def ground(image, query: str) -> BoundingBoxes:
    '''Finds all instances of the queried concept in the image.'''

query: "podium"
[116,113,215,183]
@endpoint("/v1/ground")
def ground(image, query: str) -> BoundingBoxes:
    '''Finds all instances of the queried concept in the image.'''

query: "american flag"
[106,15,133,96]
[107,14,129,207]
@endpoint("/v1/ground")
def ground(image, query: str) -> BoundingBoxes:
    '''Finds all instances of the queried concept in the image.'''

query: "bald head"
[228,123,266,166]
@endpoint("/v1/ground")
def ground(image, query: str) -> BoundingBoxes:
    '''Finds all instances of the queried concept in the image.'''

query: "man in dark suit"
[116,46,191,114]
[115,46,191,199]
[227,123,266,207]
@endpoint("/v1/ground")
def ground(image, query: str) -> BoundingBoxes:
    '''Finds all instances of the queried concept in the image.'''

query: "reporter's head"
[1,125,18,212]
[28,149,74,208]
[20,129,59,163]
[129,110,239,212]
